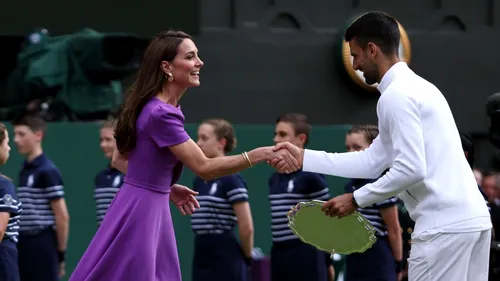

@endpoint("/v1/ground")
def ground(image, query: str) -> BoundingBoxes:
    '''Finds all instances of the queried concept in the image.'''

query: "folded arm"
[353,90,427,207]
[302,135,390,179]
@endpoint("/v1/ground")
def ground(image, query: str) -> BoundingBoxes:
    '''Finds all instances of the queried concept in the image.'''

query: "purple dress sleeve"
[149,104,190,148]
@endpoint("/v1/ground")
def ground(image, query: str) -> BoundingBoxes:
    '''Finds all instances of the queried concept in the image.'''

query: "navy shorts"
[17,228,59,281]
[192,232,249,281]
[345,236,397,281]
[0,240,20,281]
[271,239,328,281]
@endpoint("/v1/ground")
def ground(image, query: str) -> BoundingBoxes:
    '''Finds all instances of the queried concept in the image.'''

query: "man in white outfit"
[270,11,492,281]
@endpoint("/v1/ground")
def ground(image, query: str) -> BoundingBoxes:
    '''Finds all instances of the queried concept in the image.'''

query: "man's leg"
[466,229,491,281]
[408,231,478,281]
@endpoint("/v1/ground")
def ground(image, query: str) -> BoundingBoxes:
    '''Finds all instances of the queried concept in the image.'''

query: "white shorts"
[408,229,491,281]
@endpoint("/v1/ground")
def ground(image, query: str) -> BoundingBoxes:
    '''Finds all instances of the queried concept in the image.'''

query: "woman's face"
[99,128,116,159]
[196,124,224,158]
[0,130,11,165]
[168,39,204,88]
[345,132,370,152]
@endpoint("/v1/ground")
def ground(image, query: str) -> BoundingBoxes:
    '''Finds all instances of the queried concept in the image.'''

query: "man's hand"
[267,142,303,173]
[170,184,200,215]
[321,193,358,219]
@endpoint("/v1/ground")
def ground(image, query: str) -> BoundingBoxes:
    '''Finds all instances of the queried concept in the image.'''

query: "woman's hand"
[170,184,200,215]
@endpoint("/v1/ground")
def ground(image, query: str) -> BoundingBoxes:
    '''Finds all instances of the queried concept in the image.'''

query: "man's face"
[13,125,42,156]
[273,122,305,148]
[349,39,380,85]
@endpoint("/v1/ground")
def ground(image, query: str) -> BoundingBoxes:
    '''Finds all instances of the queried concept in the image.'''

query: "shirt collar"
[105,163,120,174]
[276,169,303,178]
[23,153,46,169]
[377,61,409,94]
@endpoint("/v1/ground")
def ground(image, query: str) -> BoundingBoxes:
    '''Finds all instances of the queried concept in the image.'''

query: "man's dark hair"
[460,132,475,168]
[12,113,47,134]
[344,12,400,56]
[276,113,311,147]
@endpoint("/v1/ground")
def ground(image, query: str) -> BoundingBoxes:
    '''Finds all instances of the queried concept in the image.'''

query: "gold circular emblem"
[341,16,412,92]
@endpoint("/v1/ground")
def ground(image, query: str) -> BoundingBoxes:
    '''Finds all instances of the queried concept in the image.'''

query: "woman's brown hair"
[202,119,237,153]
[0,122,6,144]
[347,124,379,144]
[0,122,11,180]
[114,30,192,154]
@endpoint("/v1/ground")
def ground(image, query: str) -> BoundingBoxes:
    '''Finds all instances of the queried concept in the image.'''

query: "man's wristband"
[58,250,66,262]
[395,260,403,274]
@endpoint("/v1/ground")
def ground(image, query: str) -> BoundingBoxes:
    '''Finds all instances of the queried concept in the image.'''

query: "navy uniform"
[94,166,124,226]
[0,175,22,281]
[191,173,250,281]
[344,178,398,281]
[269,170,331,281]
[16,154,64,281]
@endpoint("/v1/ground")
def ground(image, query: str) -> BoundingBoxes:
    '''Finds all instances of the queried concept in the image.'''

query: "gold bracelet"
[241,151,252,167]
[242,151,252,167]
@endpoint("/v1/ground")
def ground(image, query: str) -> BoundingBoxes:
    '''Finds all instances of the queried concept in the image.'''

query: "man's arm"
[42,169,69,262]
[302,136,390,179]
[353,90,427,207]
[50,198,69,254]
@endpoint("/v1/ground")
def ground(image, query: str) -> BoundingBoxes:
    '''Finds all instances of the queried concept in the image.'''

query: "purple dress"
[69,97,190,281]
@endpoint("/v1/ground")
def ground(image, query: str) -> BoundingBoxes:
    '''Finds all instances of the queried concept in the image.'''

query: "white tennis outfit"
[303,62,492,281]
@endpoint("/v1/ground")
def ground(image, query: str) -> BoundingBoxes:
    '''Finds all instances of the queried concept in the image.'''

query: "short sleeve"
[40,169,65,200]
[305,173,330,200]
[192,177,202,192]
[268,173,277,188]
[94,173,99,187]
[224,175,249,204]
[0,180,20,214]
[373,196,398,209]
[150,105,190,148]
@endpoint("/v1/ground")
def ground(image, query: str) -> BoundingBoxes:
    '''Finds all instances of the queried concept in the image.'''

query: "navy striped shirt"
[17,154,64,232]
[191,173,249,235]
[269,170,330,242]
[0,175,21,242]
[345,178,398,237]
[94,166,124,225]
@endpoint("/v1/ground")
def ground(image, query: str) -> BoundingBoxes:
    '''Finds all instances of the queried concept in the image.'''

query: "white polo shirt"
[303,62,491,235]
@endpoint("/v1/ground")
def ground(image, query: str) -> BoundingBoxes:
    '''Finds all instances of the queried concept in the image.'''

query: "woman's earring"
[166,73,174,82]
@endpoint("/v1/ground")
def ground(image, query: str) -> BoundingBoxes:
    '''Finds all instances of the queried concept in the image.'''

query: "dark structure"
[1,0,499,130]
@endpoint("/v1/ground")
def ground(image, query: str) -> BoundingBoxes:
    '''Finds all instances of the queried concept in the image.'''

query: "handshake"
[261,142,304,174]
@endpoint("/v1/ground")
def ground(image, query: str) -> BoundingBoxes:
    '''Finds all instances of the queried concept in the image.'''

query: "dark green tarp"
[1,28,144,120]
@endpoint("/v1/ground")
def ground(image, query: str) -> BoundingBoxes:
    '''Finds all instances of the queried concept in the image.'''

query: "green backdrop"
[0,122,351,281]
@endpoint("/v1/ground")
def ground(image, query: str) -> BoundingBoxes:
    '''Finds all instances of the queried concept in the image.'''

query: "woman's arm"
[380,205,403,265]
[170,139,298,181]
[0,212,9,241]
[111,150,128,175]
[233,202,254,259]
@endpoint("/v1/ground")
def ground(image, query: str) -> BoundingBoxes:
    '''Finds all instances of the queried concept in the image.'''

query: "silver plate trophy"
[287,200,377,255]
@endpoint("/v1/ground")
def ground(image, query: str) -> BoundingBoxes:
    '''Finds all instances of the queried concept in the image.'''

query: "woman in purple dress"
[68,30,299,281]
